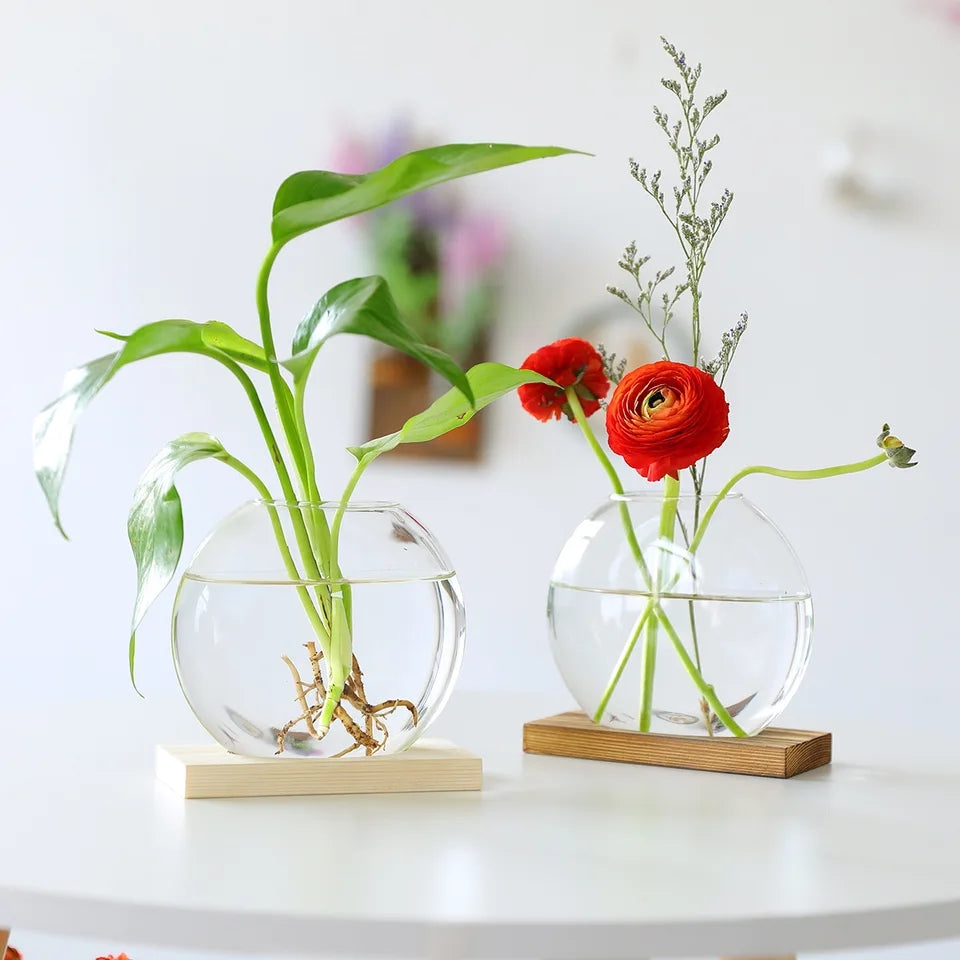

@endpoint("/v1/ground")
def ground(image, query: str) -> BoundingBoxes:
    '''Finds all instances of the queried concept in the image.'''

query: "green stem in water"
[692,453,888,553]
[317,455,373,729]
[638,473,681,732]
[653,604,747,737]
[591,599,655,722]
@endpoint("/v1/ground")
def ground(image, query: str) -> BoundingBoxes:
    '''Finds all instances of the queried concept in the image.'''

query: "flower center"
[640,385,678,420]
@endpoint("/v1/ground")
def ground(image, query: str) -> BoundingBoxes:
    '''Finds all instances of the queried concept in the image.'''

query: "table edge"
[3,883,959,958]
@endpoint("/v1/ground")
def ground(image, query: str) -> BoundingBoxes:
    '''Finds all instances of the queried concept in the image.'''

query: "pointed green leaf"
[349,362,555,462]
[32,353,117,538]
[33,319,264,536]
[199,321,269,372]
[271,143,586,245]
[127,432,228,688]
[282,275,474,406]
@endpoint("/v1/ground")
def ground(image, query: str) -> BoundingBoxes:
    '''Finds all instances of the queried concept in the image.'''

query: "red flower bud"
[518,337,610,422]
[606,360,729,481]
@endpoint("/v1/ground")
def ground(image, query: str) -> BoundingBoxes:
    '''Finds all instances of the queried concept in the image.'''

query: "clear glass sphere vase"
[172,500,466,758]
[548,492,812,737]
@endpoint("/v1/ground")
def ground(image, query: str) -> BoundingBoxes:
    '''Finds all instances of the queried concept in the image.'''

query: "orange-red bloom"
[4,947,22,960]
[95,955,131,960]
[518,337,610,422]
[606,360,729,481]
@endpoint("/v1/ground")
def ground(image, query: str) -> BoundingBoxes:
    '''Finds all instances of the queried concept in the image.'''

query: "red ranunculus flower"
[606,360,729,481]
[518,337,610,422]
[95,955,131,960]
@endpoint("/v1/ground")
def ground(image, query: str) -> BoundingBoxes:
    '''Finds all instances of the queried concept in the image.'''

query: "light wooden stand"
[156,738,482,799]
[523,711,831,778]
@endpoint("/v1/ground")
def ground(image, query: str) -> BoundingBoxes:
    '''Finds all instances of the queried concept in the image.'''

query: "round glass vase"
[548,492,812,737]
[172,500,465,758]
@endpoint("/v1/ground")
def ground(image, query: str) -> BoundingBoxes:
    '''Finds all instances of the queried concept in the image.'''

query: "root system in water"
[276,643,418,756]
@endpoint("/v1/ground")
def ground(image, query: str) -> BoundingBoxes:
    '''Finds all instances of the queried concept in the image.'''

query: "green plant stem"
[293,377,333,563]
[564,388,652,589]
[317,455,373,729]
[219,453,331,652]
[221,355,326,586]
[691,453,888,553]
[591,598,655,721]
[653,605,747,736]
[638,474,680,732]
[252,243,340,649]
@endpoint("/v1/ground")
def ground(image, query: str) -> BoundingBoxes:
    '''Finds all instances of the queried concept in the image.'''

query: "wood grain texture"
[523,712,831,778]
[156,738,482,799]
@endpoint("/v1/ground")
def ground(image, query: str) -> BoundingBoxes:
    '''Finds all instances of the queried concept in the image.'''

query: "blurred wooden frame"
[367,338,487,462]
[0,929,10,954]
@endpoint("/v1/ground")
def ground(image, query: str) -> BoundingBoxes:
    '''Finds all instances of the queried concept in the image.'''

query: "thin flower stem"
[638,473,680,731]
[653,605,747,737]
[591,598,655,722]
[691,453,888,553]
[564,387,653,589]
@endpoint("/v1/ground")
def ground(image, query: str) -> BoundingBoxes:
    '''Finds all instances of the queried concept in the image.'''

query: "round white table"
[1,692,958,959]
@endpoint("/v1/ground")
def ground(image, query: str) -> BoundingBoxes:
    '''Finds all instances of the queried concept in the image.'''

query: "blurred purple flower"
[333,122,457,230]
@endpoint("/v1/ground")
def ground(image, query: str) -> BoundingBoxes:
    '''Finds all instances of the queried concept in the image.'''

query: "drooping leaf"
[271,143,586,245]
[282,275,473,405]
[33,319,264,536]
[349,362,555,462]
[32,353,117,538]
[127,432,229,688]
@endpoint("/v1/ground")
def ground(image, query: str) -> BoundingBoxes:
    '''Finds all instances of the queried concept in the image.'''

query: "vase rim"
[609,491,745,501]
[249,498,403,511]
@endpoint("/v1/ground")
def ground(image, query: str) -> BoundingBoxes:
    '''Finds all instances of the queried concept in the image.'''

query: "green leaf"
[349,362,555,462]
[282,275,474,406]
[32,353,117,538]
[198,321,269,372]
[127,432,228,689]
[33,319,263,537]
[271,143,586,245]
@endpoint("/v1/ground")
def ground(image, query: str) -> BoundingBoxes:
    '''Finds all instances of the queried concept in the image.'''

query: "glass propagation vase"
[172,500,465,758]
[547,492,813,737]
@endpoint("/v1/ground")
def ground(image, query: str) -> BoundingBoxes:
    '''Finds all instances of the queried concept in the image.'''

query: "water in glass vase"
[547,583,813,737]
[173,573,464,758]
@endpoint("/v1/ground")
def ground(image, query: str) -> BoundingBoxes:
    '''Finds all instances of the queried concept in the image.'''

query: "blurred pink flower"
[331,134,372,176]
[916,0,960,25]
[442,216,505,285]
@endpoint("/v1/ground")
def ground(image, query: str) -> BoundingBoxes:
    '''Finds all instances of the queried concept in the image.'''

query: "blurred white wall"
[2,1,959,956]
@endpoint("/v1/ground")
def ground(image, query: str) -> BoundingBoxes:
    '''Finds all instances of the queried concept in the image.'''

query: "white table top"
[1,692,959,959]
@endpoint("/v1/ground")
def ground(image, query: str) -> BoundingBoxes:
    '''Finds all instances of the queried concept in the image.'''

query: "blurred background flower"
[332,121,505,363]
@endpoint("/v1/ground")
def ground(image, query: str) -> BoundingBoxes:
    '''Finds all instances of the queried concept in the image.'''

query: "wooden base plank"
[156,738,482,799]
[523,711,831,778]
